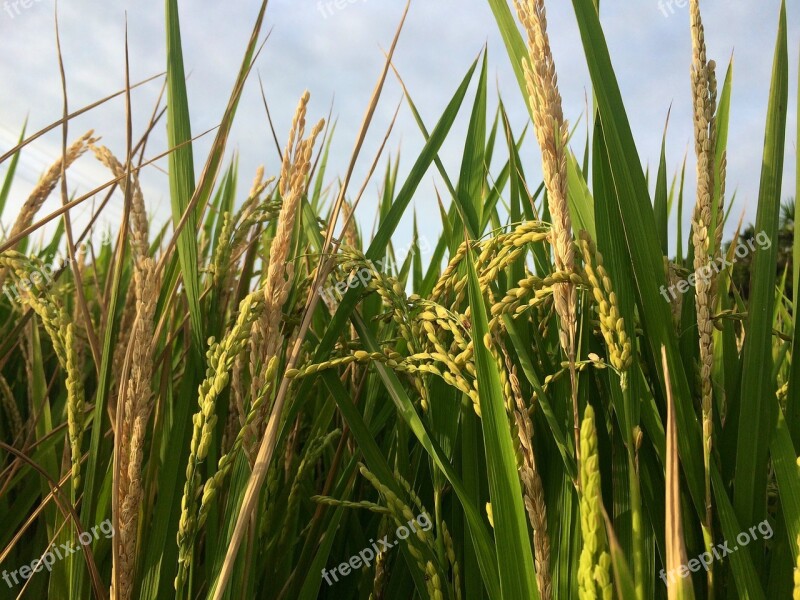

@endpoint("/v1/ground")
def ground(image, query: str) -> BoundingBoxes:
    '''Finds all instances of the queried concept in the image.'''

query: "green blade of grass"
[484,0,529,99]
[710,467,765,598]
[711,57,733,241]
[0,119,26,217]
[367,58,478,258]
[788,46,800,444]
[566,151,596,239]
[164,0,203,351]
[733,0,788,540]
[602,506,639,600]
[455,51,488,238]
[654,124,669,256]
[464,241,539,600]
[567,0,710,512]
[770,409,800,564]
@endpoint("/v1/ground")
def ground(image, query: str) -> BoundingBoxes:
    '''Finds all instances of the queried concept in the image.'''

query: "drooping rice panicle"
[441,520,462,600]
[369,518,392,600]
[2,131,96,251]
[90,144,150,261]
[578,232,632,377]
[578,230,643,596]
[359,464,448,599]
[175,289,266,590]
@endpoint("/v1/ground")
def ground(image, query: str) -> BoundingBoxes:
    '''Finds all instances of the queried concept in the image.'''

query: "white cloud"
[0,0,796,254]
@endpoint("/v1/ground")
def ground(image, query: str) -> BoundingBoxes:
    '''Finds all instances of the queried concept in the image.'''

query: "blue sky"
[0,0,797,255]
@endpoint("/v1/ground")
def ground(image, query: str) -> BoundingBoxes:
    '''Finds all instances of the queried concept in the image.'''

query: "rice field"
[0,1,798,599]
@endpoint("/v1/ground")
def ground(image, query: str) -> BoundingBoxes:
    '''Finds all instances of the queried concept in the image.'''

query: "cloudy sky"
[0,0,797,255]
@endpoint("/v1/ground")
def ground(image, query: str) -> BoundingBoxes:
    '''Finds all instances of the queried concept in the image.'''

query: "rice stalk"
[690,1,720,590]
[113,257,159,600]
[514,0,580,473]
[246,92,324,458]
[64,322,84,491]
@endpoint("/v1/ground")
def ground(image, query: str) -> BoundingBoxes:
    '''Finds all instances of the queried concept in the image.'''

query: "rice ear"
[5,130,97,247]
[504,345,552,599]
[90,144,150,261]
[113,258,159,600]
[0,131,97,290]
[514,0,579,475]
[246,92,324,458]
[690,2,719,589]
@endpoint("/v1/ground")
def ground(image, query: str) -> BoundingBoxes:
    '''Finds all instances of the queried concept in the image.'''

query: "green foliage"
[0,2,797,600]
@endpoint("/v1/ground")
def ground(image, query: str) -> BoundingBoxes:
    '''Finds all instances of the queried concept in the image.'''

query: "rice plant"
[0,0,798,599]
